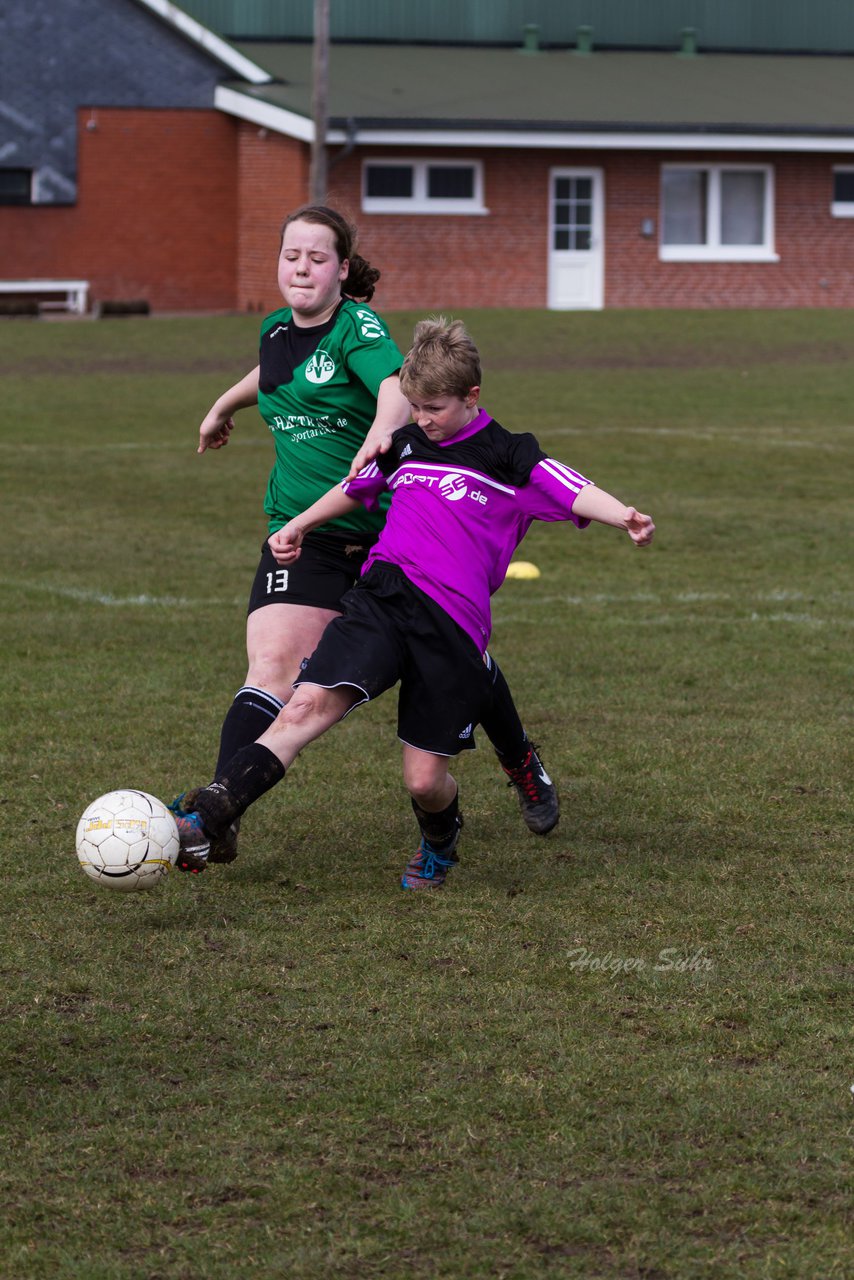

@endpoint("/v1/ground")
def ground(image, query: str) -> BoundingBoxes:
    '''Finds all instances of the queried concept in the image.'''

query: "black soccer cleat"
[169,783,243,872]
[207,815,241,864]
[499,743,560,835]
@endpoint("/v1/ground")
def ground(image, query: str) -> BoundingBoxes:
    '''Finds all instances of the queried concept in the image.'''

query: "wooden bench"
[0,279,89,315]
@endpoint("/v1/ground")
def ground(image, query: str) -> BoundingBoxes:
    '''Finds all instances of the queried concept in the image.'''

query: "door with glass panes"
[548,168,604,309]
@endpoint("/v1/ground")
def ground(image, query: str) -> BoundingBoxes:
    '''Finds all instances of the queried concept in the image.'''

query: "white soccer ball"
[76,790,179,892]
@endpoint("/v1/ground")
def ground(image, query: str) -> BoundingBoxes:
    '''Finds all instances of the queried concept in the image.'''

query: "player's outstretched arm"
[268,485,362,565]
[572,485,655,546]
[198,366,260,454]
[346,374,411,479]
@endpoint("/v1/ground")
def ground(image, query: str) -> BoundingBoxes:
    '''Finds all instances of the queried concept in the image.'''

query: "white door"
[547,168,604,309]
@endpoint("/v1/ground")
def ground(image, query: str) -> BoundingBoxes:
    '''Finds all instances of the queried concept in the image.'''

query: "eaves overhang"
[215,86,854,153]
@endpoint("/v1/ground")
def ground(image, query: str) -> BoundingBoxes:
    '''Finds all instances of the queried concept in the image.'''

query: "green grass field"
[1,310,851,1279]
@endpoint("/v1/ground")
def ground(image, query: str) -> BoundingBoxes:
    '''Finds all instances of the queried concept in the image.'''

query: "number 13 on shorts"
[266,569,289,595]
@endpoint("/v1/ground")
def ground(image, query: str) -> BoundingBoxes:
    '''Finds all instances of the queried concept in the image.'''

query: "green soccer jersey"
[258,299,403,536]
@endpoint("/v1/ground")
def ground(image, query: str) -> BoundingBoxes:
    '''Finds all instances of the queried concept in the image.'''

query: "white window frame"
[659,163,778,262]
[831,166,854,217]
[361,158,487,215]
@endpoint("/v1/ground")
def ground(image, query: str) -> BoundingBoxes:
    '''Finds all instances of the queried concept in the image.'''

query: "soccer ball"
[76,790,179,892]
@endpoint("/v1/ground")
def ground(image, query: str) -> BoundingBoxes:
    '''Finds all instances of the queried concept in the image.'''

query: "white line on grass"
[516,588,849,607]
[7,580,851,626]
[496,608,851,629]
[3,580,240,608]
[494,587,852,628]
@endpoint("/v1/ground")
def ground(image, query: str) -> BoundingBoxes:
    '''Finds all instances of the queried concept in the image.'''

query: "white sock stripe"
[235,685,285,716]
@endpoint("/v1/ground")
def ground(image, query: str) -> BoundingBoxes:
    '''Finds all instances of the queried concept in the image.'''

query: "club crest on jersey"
[305,349,336,384]
[439,473,468,502]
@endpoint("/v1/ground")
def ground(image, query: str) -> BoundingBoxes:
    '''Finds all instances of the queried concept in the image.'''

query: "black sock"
[411,791,461,852]
[215,686,285,774]
[479,656,528,766]
[195,743,285,837]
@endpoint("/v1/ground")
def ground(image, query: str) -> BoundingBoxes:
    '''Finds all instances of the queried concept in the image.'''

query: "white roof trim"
[133,0,272,85]
[215,85,313,141]
[215,89,854,153]
[341,129,854,153]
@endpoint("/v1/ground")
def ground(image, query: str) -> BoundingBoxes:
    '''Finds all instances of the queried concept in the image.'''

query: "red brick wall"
[326,148,551,312]
[262,144,854,311]
[0,109,238,311]
[235,123,310,312]
[231,143,550,314]
[6,117,853,313]
[602,149,854,308]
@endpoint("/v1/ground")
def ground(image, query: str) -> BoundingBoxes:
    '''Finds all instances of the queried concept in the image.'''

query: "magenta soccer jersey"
[341,410,592,652]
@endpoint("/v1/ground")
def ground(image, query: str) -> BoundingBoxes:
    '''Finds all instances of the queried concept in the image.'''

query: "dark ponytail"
[341,254,380,302]
[280,205,381,302]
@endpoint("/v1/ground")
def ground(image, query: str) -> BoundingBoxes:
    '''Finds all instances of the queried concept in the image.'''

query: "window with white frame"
[831,167,854,217]
[660,164,777,261]
[362,159,486,214]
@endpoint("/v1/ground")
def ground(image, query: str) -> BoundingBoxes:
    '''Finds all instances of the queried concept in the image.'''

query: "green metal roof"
[228,44,854,134]
[180,0,854,54]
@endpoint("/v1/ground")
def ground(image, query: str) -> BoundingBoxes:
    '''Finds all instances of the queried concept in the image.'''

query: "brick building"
[3,0,854,312]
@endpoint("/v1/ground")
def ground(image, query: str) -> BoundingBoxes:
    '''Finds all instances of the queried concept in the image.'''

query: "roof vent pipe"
[678,26,698,57]
[575,25,593,55]
[520,23,540,55]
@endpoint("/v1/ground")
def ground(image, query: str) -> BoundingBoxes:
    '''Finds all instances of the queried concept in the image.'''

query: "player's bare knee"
[404,762,450,809]
[245,655,297,703]
[279,685,326,728]
[285,683,355,731]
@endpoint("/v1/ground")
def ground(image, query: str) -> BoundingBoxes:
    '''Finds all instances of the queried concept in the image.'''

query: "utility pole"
[310,0,329,203]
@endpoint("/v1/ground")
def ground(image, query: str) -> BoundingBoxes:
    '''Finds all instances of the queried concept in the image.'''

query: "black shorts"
[247,530,376,615]
[295,562,493,757]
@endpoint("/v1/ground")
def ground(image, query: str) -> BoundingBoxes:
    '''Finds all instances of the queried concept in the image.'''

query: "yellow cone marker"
[504,561,541,581]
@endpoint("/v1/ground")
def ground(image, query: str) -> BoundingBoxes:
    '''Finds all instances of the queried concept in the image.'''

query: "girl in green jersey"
[171,207,557,870]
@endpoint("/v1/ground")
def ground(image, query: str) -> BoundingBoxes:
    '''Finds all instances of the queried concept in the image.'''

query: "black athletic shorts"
[247,530,376,615]
[294,561,493,757]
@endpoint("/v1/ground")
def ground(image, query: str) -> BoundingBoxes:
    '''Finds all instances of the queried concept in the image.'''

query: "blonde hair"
[399,316,482,400]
